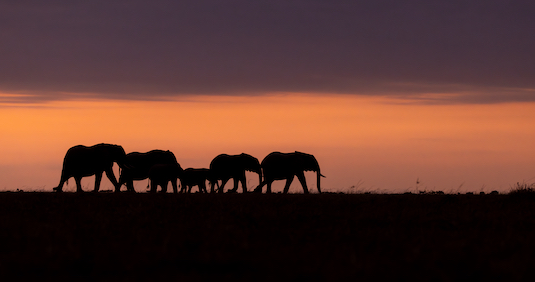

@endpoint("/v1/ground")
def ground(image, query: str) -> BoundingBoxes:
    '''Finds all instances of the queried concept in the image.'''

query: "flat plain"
[0,192,534,281]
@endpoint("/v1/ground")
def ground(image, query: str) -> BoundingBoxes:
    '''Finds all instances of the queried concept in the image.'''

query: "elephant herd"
[52,143,324,194]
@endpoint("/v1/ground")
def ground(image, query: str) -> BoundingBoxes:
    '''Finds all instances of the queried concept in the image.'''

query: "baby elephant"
[148,163,182,193]
[181,168,212,193]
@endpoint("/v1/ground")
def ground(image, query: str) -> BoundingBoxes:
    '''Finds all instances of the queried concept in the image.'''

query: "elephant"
[209,153,262,193]
[118,150,183,193]
[180,168,213,193]
[254,151,324,194]
[52,143,129,193]
[148,163,183,193]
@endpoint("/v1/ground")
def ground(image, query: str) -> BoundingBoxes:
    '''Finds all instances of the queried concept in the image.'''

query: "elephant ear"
[241,153,260,171]
[295,152,320,172]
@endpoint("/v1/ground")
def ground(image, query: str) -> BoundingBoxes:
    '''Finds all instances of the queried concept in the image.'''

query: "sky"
[1,1,535,193]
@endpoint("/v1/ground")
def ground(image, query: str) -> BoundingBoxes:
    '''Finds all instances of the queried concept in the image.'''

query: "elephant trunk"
[258,168,263,187]
[117,159,134,170]
[116,166,123,190]
[316,170,322,193]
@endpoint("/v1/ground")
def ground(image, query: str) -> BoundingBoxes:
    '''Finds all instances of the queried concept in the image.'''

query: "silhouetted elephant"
[52,143,129,193]
[254,151,324,194]
[180,168,213,193]
[209,153,262,193]
[148,163,183,193]
[118,150,183,193]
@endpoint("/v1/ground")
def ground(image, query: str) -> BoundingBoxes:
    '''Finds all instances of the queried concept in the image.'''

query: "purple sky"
[1,0,534,103]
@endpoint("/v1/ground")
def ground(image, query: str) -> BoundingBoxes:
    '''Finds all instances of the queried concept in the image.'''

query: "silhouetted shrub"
[508,182,535,195]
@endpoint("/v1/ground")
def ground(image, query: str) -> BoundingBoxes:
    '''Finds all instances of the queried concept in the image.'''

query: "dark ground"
[0,192,535,281]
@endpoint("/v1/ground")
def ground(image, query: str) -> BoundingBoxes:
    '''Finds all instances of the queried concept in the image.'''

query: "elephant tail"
[316,171,324,194]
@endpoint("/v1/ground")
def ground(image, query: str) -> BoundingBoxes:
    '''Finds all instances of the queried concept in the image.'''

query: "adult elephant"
[118,150,183,193]
[209,153,262,193]
[52,143,129,193]
[254,151,324,194]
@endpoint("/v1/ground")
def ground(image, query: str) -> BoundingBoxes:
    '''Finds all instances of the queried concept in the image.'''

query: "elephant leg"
[199,182,207,193]
[104,168,119,192]
[160,181,168,193]
[239,173,247,193]
[266,181,273,194]
[228,178,239,193]
[296,171,309,194]
[219,179,229,193]
[150,180,158,193]
[253,181,266,193]
[209,180,219,193]
[283,177,295,194]
[209,180,222,193]
[180,179,186,193]
[210,181,216,193]
[229,172,246,193]
[171,179,178,194]
[75,177,83,193]
[127,181,135,193]
[93,171,103,192]
[208,180,219,193]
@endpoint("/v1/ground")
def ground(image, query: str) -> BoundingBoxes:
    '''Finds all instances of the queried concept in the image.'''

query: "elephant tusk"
[320,174,326,178]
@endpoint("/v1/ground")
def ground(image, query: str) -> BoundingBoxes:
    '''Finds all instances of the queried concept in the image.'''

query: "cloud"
[1,0,534,103]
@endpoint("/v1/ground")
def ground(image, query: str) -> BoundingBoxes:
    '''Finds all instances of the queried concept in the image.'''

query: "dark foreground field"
[1,192,535,281]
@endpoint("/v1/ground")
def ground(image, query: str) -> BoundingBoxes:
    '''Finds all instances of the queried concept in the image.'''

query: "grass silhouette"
[509,182,535,194]
[0,192,534,281]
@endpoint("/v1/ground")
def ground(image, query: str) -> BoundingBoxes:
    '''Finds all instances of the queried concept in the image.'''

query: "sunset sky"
[1,1,535,193]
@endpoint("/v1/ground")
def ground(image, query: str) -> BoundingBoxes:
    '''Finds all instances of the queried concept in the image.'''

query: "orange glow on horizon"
[1,94,535,193]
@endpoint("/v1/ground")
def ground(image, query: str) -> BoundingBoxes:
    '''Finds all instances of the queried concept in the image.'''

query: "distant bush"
[508,182,535,195]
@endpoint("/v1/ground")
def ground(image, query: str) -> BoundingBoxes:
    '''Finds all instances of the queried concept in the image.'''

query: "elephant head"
[255,151,324,194]
[290,151,322,191]
[238,153,262,185]
[107,144,129,168]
